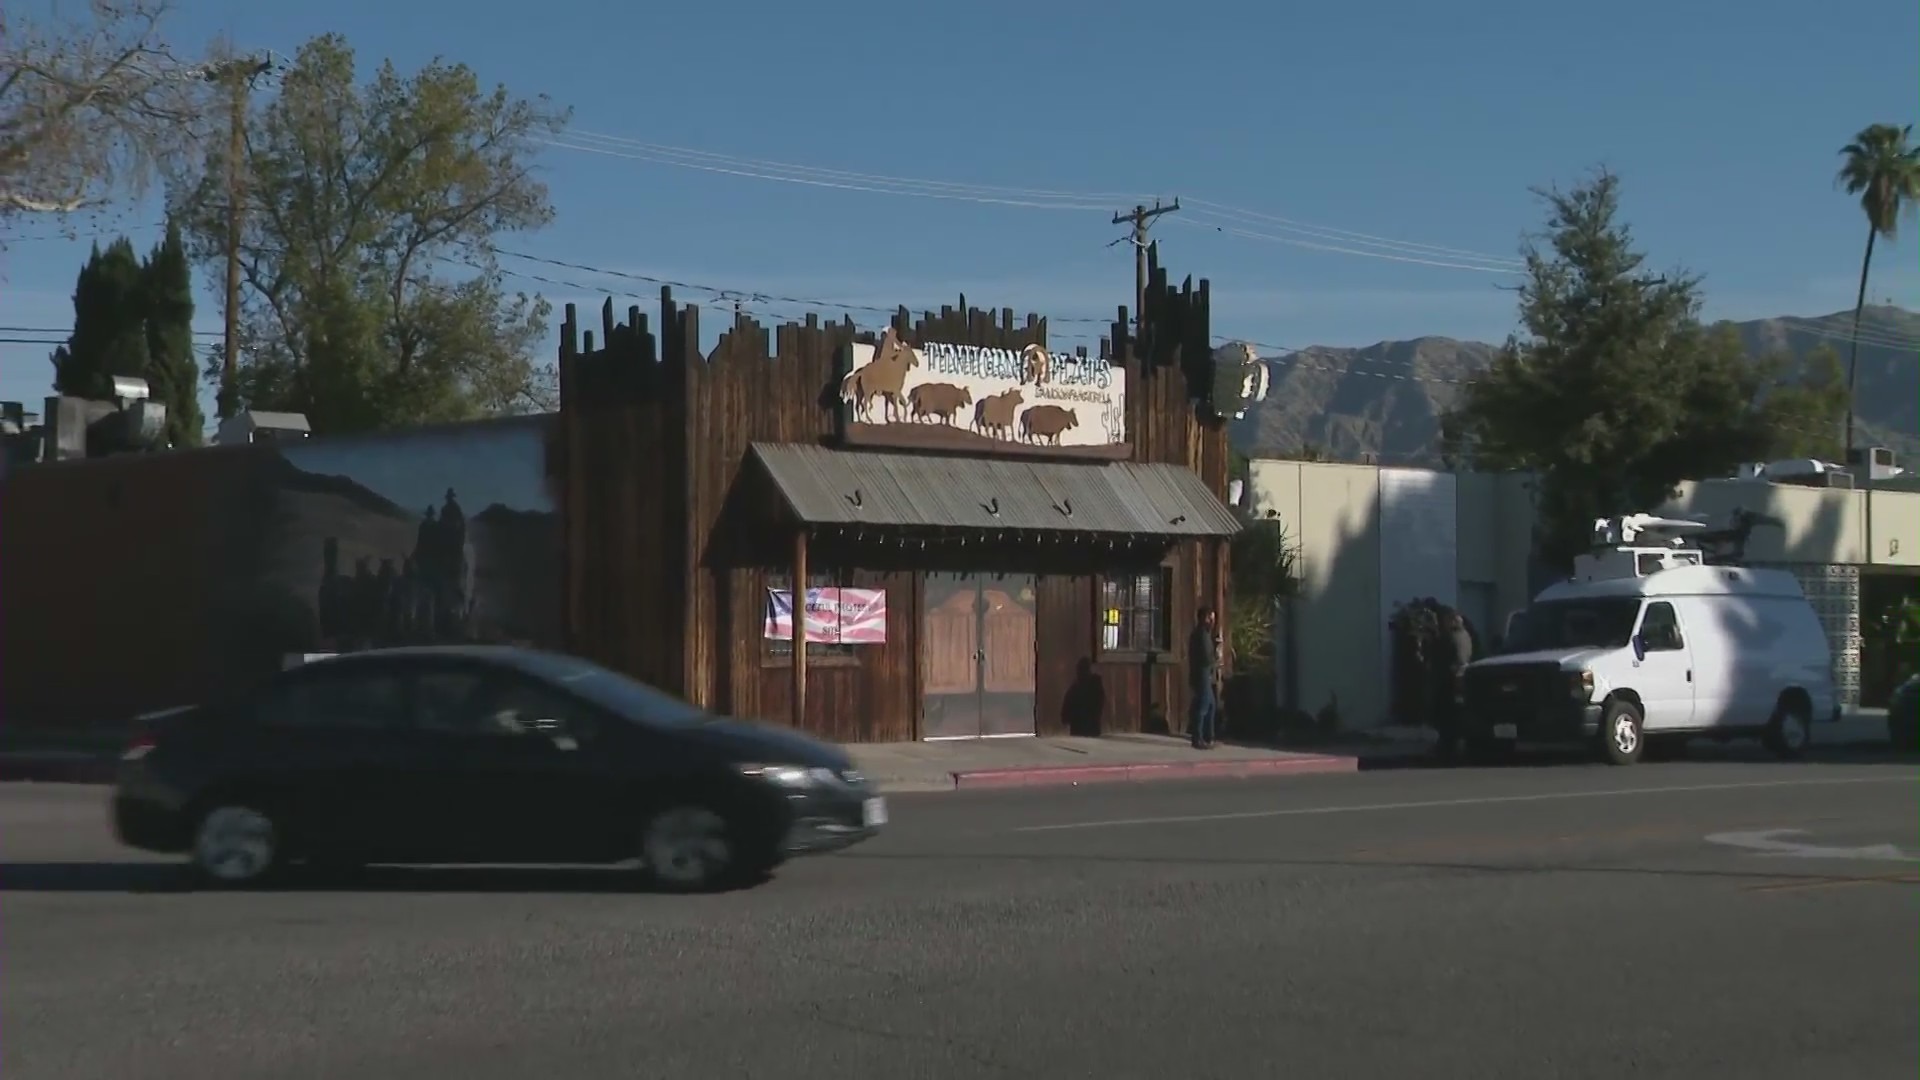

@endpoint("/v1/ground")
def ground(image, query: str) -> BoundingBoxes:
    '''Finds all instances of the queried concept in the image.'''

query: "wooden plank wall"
[0,447,261,730]
[557,253,1228,743]
[1093,243,1230,736]
[554,296,691,693]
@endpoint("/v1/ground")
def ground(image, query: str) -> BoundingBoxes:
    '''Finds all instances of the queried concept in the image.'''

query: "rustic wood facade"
[557,248,1234,743]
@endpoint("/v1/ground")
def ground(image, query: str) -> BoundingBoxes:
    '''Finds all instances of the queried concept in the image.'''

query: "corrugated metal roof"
[749,443,1241,537]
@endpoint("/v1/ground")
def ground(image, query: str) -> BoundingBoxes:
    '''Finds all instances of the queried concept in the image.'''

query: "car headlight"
[1570,670,1595,701]
[736,763,839,786]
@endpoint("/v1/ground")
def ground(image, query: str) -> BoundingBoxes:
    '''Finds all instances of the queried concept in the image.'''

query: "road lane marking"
[1704,829,1917,862]
[1011,776,1914,834]
[1744,873,1920,894]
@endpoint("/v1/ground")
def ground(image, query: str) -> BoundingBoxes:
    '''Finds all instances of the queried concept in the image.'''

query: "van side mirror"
[1630,634,1646,661]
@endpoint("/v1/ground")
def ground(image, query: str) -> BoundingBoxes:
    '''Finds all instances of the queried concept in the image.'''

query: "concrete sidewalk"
[849,734,1364,793]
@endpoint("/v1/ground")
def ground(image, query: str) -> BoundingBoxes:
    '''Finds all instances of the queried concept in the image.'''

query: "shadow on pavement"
[0,861,773,895]
[1357,744,1920,772]
[836,849,1920,889]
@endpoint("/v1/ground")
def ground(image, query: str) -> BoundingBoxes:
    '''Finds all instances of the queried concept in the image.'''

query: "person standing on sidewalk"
[1188,607,1222,750]
[1432,609,1474,758]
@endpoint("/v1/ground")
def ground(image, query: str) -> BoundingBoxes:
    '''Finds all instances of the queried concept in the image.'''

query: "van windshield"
[1505,598,1641,652]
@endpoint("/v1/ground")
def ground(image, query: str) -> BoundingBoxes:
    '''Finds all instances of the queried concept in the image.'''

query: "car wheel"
[1763,698,1812,760]
[191,803,284,887]
[1596,701,1644,766]
[639,804,742,892]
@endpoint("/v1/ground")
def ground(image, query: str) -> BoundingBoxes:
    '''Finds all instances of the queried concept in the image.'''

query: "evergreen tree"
[141,218,203,446]
[50,238,151,400]
[1441,171,1803,567]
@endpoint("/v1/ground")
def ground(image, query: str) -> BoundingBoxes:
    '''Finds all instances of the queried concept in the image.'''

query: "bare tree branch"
[0,0,212,230]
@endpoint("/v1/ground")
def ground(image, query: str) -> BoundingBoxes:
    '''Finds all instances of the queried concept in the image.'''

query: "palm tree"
[1835,123,1920,462]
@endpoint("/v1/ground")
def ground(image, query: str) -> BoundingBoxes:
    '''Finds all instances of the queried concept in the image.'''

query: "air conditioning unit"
[216,410,312,446]
[1847,446,1903,481]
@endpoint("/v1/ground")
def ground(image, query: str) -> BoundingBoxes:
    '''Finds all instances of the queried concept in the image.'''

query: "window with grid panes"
[1098,569,1172,653]
[764,568,856,660]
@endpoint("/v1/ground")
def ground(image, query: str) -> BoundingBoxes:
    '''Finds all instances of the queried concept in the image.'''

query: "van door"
[1633,601,1697,731]
[1675,597,1737,728]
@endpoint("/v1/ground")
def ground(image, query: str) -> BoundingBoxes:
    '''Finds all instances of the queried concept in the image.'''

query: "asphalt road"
[3,758,1915,1080]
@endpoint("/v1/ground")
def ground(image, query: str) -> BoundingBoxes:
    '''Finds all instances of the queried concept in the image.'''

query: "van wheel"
[1763,698,1812,760]
[1596,701,1644,766]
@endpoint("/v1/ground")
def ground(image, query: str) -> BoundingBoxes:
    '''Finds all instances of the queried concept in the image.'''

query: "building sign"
[764,587,888,644]
[837,327,1127,458]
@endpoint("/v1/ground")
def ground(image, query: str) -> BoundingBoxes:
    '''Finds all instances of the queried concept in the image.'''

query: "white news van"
[1461,513,1838,765]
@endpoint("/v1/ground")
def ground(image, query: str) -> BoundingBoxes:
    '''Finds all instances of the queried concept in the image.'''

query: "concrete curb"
[949,754,1360,791]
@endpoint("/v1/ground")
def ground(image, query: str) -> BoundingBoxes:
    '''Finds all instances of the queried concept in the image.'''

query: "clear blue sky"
[3,0,1916,426]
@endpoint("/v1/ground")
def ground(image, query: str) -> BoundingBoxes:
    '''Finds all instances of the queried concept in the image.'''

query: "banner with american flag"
[763,588,888,644]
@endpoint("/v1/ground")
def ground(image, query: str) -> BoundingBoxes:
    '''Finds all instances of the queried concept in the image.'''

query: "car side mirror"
[1631,634,1646,661]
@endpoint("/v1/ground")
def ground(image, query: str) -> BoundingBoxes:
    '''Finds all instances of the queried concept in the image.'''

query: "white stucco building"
[1246,460,1920,730]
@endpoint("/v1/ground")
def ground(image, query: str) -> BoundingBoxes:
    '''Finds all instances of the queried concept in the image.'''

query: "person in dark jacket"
[1188,607,1221,749]
[1432,609,1474,758]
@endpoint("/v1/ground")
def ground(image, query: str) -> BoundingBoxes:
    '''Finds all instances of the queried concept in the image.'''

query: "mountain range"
[1229,305,1920,465]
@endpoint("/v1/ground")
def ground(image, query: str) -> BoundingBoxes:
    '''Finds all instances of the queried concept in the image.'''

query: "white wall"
[1247,459,1917,730]
[1376,468,1458,680]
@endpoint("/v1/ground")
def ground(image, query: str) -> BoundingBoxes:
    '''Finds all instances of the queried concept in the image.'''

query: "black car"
[112,646,887,891]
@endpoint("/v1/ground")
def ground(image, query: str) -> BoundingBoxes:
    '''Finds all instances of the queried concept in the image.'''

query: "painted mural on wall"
[211,416,562,673]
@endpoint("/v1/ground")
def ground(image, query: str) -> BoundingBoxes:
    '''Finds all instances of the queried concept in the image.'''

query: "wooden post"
[792,527,809,731]
[1215,536,1230,675]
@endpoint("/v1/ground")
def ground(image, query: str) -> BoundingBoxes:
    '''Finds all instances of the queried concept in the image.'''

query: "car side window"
[482,677,603,744]
[1638,602,1684,652]
[410,668,600,744]
[257,670,407,731]
[411,668,513,737]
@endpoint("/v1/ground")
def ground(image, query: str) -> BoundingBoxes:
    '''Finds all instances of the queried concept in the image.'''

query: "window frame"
[761,566,862,668]
[1095,565,1176,659]
[1636,601,1686,653]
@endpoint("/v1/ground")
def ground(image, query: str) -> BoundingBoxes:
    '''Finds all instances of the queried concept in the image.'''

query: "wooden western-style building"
[559,250,1241,744]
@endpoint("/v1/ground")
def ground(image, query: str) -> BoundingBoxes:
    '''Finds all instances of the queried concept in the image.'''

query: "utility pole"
[1111,199,1180,340]
[203,51,275,422]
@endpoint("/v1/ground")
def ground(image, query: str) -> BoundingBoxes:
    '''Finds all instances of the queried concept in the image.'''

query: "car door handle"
[1686,670,1692,682]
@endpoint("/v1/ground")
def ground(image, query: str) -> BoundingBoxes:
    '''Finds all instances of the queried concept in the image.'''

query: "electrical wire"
[547,128,1530,272]
[539,137,1121,212]
[557,131,1163,205]
[491,249,1122,327]
[1167,215,1523,274]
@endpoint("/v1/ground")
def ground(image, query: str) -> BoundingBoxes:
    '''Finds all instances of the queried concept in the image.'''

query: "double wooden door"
[920,572,1036,739]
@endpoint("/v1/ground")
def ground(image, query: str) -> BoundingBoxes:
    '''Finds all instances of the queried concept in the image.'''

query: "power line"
[1178,198,1526,267]
[543,129,1521,268]
[555,131,1160,204]
[540,137,1124,212]
[0,325,222,337]
[1168,215,1523,274]
[490,250,1123,326]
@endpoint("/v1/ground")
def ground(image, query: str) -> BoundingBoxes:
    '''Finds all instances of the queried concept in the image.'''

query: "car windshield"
[1504,598,1641,652]
[514,652,711,727]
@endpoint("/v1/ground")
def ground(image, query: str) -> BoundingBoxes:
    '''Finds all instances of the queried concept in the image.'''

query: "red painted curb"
[950,754,1359,790]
